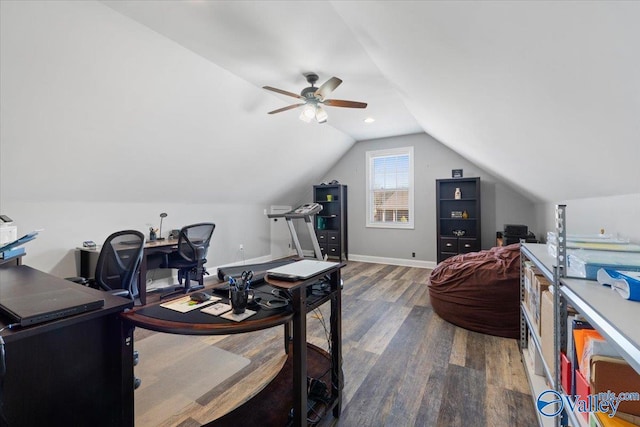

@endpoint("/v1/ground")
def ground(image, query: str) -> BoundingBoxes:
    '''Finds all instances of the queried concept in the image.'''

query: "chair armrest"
[108,289,130,298]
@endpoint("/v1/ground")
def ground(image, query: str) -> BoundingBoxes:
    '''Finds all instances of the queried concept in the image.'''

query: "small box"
[534,274,551,333]
[524,262,544,323]
[540,290,555,378]
[590,356,640,417]
[528,330,545,377]
[504,224,528,236]
[592,411,639,427]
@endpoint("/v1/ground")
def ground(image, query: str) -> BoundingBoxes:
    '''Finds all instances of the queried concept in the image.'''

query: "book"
[597,268,640,301]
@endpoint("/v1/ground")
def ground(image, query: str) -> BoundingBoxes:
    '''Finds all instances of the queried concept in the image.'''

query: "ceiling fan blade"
[323,99,368,109]
[267,103,305,114]
[263,86,305,100]
[314,77,342,101]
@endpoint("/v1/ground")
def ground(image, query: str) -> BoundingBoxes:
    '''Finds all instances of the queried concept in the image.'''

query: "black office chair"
[160,222,215,299]
[68,230,145,301]
[67,230,145,389]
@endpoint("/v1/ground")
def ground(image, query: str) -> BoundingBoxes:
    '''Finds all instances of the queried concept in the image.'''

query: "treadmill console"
[287,203,322,217]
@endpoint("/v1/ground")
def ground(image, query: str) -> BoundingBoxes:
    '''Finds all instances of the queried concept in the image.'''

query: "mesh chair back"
[95,230,145,298]
[176,223,215,263]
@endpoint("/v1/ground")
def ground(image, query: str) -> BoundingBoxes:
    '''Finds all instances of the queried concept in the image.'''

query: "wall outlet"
[239,244,244,250]
[412,252,415,258]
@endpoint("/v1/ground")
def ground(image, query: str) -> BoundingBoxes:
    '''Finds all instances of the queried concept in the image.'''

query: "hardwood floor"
[135,261,538,426]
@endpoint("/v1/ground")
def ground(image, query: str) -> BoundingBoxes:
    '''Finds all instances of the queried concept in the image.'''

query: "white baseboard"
[348,254,436,269]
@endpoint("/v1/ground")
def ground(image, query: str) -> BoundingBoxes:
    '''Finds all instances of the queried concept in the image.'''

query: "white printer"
[0,214,18,245]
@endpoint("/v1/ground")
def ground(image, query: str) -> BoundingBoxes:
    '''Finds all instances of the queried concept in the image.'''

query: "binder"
[597,268,640,301]
[0,246,25,259]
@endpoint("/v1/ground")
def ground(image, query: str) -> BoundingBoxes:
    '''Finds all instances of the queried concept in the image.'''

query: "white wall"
[319,133,538,264]
[6,200,272,279]
[536,194,640,243]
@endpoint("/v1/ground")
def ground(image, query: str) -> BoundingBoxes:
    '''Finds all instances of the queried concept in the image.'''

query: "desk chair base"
[159,267,207,300]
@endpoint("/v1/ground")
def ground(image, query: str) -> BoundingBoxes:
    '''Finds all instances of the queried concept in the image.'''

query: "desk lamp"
[158,212,167,240]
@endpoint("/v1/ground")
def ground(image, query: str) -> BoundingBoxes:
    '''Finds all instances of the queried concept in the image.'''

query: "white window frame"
[365,146,414,229]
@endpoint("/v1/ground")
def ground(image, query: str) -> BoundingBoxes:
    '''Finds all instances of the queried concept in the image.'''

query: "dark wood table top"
[122,261,345,335]
[121,284,293,335]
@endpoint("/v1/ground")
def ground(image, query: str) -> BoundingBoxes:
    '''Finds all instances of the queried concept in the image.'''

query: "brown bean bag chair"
[428,243,521,339]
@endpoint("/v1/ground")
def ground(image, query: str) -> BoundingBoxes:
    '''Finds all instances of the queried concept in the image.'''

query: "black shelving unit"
[436,177,481,263]
[313,184,348,261]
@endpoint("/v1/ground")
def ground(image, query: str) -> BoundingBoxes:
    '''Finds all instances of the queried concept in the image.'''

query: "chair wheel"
[134,376,142,390]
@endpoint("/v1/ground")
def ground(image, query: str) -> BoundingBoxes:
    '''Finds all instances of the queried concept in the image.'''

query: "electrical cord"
[253,288,291,310]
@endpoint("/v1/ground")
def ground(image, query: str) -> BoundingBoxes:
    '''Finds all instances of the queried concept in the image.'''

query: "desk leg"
[80,249,92,278]
[120,321,135,426]
[138,252,148,306]
[291,287,307,427]
[330,269,343,418]
[284,321,291,354]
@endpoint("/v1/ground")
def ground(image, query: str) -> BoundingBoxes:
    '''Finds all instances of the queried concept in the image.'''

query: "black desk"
[0,266,134,426]
[123,262,344,427]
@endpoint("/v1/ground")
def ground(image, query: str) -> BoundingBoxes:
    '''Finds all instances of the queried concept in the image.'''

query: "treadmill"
[216,203,325,284]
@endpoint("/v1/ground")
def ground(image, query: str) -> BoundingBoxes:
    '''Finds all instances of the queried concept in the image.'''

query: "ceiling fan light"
[299,108,313,123]
[316,106,328,123]
[303,104,316,118]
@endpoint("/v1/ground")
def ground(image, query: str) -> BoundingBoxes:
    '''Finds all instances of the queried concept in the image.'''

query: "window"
[366,146,414,229]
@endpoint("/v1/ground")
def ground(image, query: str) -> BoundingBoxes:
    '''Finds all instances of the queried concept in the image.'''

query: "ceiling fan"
[263,73,367,123]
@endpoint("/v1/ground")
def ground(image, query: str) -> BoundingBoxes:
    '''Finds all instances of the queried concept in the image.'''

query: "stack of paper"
[597,268,640,301]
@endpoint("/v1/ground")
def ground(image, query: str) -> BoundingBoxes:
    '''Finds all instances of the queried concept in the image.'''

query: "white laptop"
[266,260,339,281]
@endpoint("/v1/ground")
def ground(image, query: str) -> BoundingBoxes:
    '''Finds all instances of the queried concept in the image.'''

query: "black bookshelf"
[436,177,481,263]
[313,184,348,261]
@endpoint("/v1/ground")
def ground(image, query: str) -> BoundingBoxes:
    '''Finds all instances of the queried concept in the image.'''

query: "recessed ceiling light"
[364,117,375,123]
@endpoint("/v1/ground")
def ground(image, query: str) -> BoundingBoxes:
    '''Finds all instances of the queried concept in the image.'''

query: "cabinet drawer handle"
[464,244,471,248]
[446,243,453,247]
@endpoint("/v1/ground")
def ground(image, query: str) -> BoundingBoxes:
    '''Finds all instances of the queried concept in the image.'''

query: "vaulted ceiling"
[101,1,640,204]
[5,1,638,206]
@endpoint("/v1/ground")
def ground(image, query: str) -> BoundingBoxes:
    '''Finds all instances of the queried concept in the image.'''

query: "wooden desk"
[0,266,134,426]
[122,262,344,427]
[79,238,179,305]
